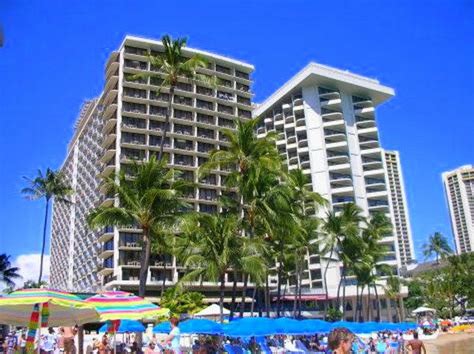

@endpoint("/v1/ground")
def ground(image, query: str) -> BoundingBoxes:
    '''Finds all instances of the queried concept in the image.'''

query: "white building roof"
[254,62,395,117]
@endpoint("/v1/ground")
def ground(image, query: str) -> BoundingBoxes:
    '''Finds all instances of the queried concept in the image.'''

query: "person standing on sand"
[59,326,78,354]
[405,332,426,354]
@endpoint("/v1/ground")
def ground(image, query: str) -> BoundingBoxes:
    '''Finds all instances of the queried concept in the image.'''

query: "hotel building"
[384,150,415,265]
[254,63,410,319]
[442,165,474,254]
[50,35,254,295]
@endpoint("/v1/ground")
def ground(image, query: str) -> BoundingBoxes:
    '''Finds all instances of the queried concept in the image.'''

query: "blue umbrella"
[273,318,307,335]
[180,319,223,335]
[153,321,171,333]
[224,317,278,337]
[99,320,145,333]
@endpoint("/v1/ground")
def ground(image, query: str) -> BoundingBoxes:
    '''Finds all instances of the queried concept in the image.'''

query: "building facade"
[442,165,474,254]
[254,63,408,320]
[384,150,415,265]
[50,35,254,297]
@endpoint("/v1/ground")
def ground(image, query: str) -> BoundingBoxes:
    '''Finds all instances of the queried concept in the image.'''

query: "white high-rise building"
[442,165,474,254]
[254,63,407,320]
[50,35,254,294]
[384,150,415,265]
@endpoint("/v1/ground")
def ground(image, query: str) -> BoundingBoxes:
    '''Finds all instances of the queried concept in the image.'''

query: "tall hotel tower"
[443,165,474,254]
[384,150,415,265]
[254,63,412,311]
[50,35,254,292]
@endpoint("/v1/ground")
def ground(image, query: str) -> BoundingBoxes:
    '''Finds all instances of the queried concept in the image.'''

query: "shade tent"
[412,306,436,314]
[0,288,99,326]
[194,304,230,318]
[180,319,223,335]
[99,320,145,334]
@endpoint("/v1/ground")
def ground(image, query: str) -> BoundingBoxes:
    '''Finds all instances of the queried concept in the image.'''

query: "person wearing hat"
[327,327,355,354]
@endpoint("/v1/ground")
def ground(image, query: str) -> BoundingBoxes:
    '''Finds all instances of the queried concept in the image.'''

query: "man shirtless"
[405,332,426,354]
[59,326,78,354]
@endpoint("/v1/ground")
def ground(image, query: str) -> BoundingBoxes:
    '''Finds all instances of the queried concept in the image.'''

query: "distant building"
[442,165,474,254]
[384,150,415,265]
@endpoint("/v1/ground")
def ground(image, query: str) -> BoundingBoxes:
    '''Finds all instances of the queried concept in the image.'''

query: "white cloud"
[12,253,50,287]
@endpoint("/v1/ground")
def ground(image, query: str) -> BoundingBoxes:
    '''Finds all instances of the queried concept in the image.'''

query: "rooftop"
[253,62,395,117]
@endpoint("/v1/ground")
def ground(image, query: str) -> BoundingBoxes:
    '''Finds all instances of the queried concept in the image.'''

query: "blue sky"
[0,0,472,265]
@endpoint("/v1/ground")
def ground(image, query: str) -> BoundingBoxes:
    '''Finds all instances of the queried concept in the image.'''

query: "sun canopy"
[153,321,171,333]
[180,319,223,335]
[194,304,230,317]
[86,291,169,321]
[412,306,437,314]
[99,320,145,333]
[224,318,279,337]
[0,288,98,326]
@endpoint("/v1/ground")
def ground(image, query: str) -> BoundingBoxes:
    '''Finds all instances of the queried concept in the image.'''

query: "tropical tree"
[175,213,266,322]
[423,232,453,264]
[160,287,206,317]
[22,168,72,283]
[384,274,405,322]
[200,117,282,316]
[0,254,21,288]
[321,203,362,318]
[87,157,191,298]
[130,35,210,161]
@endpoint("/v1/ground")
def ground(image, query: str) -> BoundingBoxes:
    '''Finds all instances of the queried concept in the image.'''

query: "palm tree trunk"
[138,227,151,297]
[353,285,359,322]
[398,296,405,322]
[366,287,371,321]
[161,256,167,297]
[158,86,174,161]
[239,273,248,317]
[38,198,50,284]
[358,285,364,322]
[265,275,270,317]
[342,274,347,320]
[298,260,304,318]
[336,276,342,313]
[250,286,257,316]
[219,273,225,323]
[373,284,381,322]
[230,270,238,320]
[323,248,334,320]
[276,248,284,317]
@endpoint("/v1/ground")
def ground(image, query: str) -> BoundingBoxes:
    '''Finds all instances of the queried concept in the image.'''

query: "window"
[150,105,167,117]
[197,86,214,97]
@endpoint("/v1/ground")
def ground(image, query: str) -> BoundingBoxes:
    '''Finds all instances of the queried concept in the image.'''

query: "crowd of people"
[1,326,78,354]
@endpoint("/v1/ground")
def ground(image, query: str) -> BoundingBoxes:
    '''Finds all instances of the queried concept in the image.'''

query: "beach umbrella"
[0,288,99,352]
[0,288,99,326]
[99,319,145,333]
[85,291,169,321]
[153,321,171,333]
[224,317,279,337]
[180,319,223,335]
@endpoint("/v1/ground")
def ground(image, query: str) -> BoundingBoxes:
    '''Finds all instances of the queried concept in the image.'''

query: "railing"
[330,173,352,180]
[325,129,345,136]
[368,200,389,207]
[235,70,250,80]
[366,178,385,185]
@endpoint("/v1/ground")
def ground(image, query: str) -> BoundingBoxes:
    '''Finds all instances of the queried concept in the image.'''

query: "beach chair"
[294,340,310,353]
[255,337,272,354]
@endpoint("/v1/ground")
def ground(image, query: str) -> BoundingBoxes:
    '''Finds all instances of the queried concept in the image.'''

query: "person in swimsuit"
[164,318,181,354]
[405,332,426,354]
[59,326,78,354]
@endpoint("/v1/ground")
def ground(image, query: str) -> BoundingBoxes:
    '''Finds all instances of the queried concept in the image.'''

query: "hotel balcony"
[354,106,375,117]
[103,103,117,120]
[332,196,355,206]
[296,117,306,127]
[98,258,114,276]
[103,89,118,107]
[105,52,119,77]
[102,118,117,135]
[331,185,354,195]
[327,151,350,163]
[298,139,308,148]
[321,108,343,122]
[355,116,376,129]
[319,96,342,109]
[300,159,311,170]
[328,161,351,172]
[101,134,116,149]
[368,199,389,211]
[99,160,115,179]
[293,95,304,106]
[362,156,383,171]
[98,226,114,243]
[324,129,346,143]
[264,117,273,124]
[319,87,340,99]
[99,241,114,259]
[282,103,292,111]
[352,97,373,108]
[358,136,379,149]
[365,177,386,190]
[288,155,299,165]
[100,148,116,164]
[274,114,284,125]
[330,172,352,185]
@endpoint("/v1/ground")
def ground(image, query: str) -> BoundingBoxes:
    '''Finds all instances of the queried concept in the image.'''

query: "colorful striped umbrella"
[85,291,169,321]
[0,288,99,326]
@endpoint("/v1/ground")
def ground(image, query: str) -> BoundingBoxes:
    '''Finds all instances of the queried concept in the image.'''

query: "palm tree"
[22,168,72,283]
[87,157,191,298]
[200,117,282,316]
[176,213,266,322]
[384,274,405,322]
[321,203,362,319]
[130,35,210,161]
[0,254,21,288]
[423,232,453,264]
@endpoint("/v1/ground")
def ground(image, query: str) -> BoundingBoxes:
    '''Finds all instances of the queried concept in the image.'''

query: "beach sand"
[423,332,474,353]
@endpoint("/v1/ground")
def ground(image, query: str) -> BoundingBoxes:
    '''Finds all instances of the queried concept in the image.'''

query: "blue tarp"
[180,319,223,335]
[99,320,145,333]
